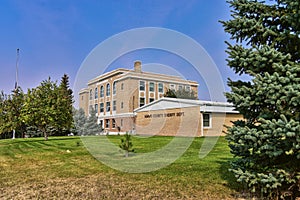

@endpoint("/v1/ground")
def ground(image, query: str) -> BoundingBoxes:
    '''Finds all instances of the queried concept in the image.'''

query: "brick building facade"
[79,61,199,133]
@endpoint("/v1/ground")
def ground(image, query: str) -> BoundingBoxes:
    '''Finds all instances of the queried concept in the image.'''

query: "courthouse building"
[79,61,242,136]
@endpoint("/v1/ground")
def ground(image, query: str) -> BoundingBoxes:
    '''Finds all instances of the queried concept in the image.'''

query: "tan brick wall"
[203,113,243,136]
[79,90,89,116]
[136,106,201,137]
[136,107,243,137]
[115,78,139,113]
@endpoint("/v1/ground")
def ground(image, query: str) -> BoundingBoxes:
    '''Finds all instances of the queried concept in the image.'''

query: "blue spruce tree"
[221,0,300,198]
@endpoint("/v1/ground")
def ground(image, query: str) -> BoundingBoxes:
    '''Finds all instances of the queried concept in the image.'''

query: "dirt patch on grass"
[0,173,238,200]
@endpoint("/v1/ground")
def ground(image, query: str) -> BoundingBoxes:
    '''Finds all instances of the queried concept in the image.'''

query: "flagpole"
[15,48,19,89]
[12,48,19,140]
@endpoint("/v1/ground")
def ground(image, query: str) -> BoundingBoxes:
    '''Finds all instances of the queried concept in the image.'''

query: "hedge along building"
[79,61,199,133]
[134,97,242,137]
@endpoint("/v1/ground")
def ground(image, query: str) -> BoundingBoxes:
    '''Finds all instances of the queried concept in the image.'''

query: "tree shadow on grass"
[218,158,253,199]
[0,136,80,144]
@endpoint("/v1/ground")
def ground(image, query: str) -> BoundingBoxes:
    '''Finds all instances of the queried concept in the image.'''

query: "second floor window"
[185,86,191,91]
[170,84,175,91]
[106,102,110,112]
[140,97,145,107]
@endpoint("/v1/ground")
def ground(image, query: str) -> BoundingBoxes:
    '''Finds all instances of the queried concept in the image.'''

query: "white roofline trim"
[114,75,198,86]
[134,97,238,113]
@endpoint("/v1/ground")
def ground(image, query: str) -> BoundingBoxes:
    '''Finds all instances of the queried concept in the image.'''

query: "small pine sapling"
[119,132,134,157]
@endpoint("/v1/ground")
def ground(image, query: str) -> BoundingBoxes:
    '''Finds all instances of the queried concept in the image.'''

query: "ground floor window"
[99,120,103,128]
[105,119,110,128]
[203,113,211,128]
[113,100,116,111]
[112,119,116,128]
[149,98,155,103]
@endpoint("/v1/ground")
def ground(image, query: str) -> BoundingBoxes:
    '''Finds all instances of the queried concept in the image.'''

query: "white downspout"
[200,112,204,137]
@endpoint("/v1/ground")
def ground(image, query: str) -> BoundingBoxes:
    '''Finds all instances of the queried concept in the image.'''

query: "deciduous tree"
[22,78,59,140]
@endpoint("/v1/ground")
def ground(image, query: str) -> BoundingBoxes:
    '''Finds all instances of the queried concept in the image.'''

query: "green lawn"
[0,136,245,199]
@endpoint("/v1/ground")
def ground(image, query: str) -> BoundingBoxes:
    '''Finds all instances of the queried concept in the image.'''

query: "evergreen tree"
[164,88,197,100]
[119,132,134,157]
[221,0,300,198]
[73,108,87,135]
[56,74,74,134]
[84,107,101,135]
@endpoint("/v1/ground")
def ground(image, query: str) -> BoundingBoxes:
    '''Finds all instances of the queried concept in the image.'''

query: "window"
[94,104,98,112]
[100,103,104,113]
[158,83,163,93]
[140,81,145,91]
[120,119,123,127]
[105,119,110,128]
[112,119,116,128]
[121,83,124,90]
[81,96,83,100]
[106,83,110,96]
[149,98,155,103]
[203,113,211,128]
[113,82,116,95]
[106,102,110,112]
[178,85,183,90]
[149,82,154,92]
[100,86,104,97]
[170,84,175,91]
[95,87,98,99]
[139,97,145,107]
[89,89,93,100]
[113,100,116,111]
[185,86,191,91]
[99,120,103,128]
[121,102,124,109]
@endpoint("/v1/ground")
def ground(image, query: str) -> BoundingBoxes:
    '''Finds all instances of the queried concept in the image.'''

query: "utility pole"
[12,48,19,140]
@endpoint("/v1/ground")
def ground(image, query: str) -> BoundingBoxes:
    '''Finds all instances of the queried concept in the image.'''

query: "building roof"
[86,64,198,87]
[134,97,239,114]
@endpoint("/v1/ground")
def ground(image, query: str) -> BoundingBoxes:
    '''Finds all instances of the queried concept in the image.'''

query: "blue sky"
[0,0,241,103]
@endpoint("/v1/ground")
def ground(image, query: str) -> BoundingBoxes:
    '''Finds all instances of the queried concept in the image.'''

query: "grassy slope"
[0,136,242,199]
